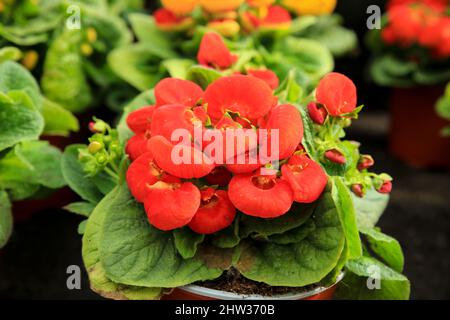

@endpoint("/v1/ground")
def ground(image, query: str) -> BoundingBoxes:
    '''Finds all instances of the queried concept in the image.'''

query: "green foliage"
[0,190,13,249]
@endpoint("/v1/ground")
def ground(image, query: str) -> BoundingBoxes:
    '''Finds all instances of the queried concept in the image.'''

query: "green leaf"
[99,184,225,288]
[82,187,162,299]
[108,43,171,91]
[0,91,44,151]
[173,228,205,259]
[41,28,92,113]
[0,190,13,249]
[41,97,79,136]
[268,219,315,245]
[314,26,358,58]
[332,177,362,260]
[64,201,95,217]
[239,202,315,239]
[0,47,22,64]
[211,219,240,249]
[235,188,345,286]
[336,256,410,300]
[352,189,390,229]
[186,65,222,89]
[360,228,404,273]
[78,220,88,235]
[0,60,41,109]
[61,144,104,203]
[162,59,195,80]
[128,14,177,57]
[0,140,65,189]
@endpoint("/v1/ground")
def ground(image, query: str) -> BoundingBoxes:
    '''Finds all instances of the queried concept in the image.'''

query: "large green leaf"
[235,188,345,286]
[173,228,205,259]
[41,28,92,113]
[61,144,104,203]
[314,25,358,58]
[82,187,162,300]
[108,43,173,91]
[332,177,362,260]
[41,97,79,136]
[352,189,390,229]
[336,256,410,300]
[99,184,226,288]
[0,91,44,151]
[360,228,404,273]
[0,60,41,109]
[0,190,12,249]
[0,140,65,189]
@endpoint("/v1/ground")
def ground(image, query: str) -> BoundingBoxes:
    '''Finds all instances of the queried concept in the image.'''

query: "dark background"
[1,0,449,300]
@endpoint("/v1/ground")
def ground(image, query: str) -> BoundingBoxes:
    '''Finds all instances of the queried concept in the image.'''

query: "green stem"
[104,167,119,181]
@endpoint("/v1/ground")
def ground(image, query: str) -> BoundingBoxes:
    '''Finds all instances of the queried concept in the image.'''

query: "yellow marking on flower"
[282,0,337,16]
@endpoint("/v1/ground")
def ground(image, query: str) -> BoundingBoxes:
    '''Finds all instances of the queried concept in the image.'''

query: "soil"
[198,268,318,297]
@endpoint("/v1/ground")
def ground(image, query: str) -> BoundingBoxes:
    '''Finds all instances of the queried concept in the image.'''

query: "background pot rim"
[177,272,345,300]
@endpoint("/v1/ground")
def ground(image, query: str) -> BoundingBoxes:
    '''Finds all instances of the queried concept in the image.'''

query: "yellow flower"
[247,0,275,8]
[200,0,245,13]
[207,19,241,37]
[283,0,337,16]
[161,0,199,15]
[21,50,39,71]
[86,27,97,43]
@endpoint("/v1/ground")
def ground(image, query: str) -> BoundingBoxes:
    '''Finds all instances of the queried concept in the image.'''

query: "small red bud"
[378,181,393,194]
[325,149,346,165]
[308,102,327,125]
[88,122,96,133]
[351,184,364,198]
[358,155,375,171]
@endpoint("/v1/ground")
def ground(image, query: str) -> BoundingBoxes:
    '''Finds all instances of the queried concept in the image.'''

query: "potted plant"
[108,0,357,95]
[62,43,410,298]
[367,0,450,169]
[0,60,79,249]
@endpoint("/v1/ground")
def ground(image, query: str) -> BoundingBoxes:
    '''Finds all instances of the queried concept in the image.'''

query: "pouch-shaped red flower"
[126,106,155,134]
[316,72,357,116]
[281,154,328,203]
[155,78,204,108]
[197,32,238,69]
[188,189,236,234]
[145,181,201,231]
[125,134,149,161]
[228,172,294,218]
[247,69,280,90]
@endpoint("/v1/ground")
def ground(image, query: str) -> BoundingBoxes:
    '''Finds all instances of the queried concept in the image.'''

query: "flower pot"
[389,86,450,169]
[162,273,344,300]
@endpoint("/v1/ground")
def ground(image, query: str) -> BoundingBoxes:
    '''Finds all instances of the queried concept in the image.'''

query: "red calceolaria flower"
[154,8,193,31]
[188,188,236,234]
[155,78,204,108]
[316,72,357,117]
[281,154,328,203]
[242,5,292,31]
[358,155,375,171]
[228,171,294,218]
[324,149,346,165]
[203,74,276,120]
[197,32,238,69]
[247,69,280,89]
[145,181,201,231]
[126,134,149,161]
[261,104,304,160]
[126,105,155,134]
[205,166,233,186]
[307,102,327,125]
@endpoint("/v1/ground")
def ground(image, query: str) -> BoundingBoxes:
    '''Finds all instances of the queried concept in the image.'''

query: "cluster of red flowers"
[382,0,450,58]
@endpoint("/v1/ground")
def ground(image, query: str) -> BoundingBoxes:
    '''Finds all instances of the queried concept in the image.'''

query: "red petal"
[316,73,357,116]
[148,135,215,179]
[126,134,149,161]
[205,166,233,186]
[145,182,200,231]
[307,102,327,125]
[324,149,346,165]
[247,69,280,89]
[260,5,292,26]
[262,104,303,160]
[204,75,275,120]
[226,151,262,174]
[151,104,203,142]
[154,8,182,25]
[188,189,236,234]
[228,172,294,218]
[281,155,327,203]
[155,78,204,108]
[197,32,237,69]
[126,106,155,134]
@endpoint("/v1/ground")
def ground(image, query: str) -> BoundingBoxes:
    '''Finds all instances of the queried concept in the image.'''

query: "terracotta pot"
[389,86,450,169]
[162,273,343,300]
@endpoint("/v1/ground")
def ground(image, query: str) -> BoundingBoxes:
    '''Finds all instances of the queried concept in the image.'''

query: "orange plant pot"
[162,274,343,300]
[389,86,450,169]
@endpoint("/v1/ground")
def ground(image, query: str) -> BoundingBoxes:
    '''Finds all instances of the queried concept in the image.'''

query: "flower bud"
[81,43,93,56]
[21,50,39,70]
[351,184,364,198]
[95,153,108,165]
[324,149,346,165]
[358,155,375,171]
[89,120,107,133]
[207,19,241,37]
[307,102,327,125]
[377,180,393,194]
[86,27,97,43]
[88,141,103,154]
